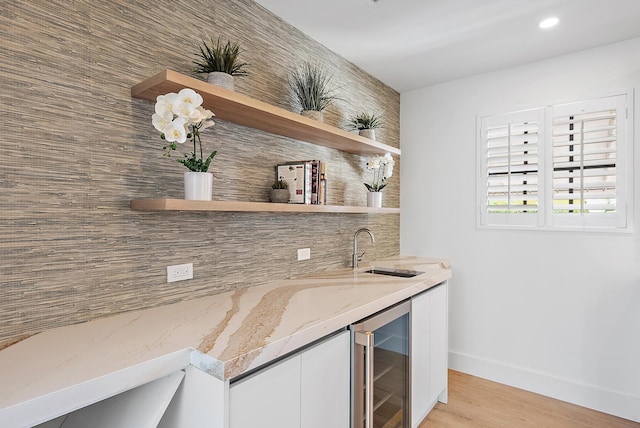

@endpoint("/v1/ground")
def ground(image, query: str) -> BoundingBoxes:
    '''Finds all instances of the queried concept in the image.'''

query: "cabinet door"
[229,355,301,428]
[55,371,185,428]
[410,289,431,427]
[158,366,226,428]
[300,330,350,428]
[411,282,448,427]
[429,283,448,405]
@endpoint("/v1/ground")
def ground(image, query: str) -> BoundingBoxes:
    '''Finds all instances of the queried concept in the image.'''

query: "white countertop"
[0,255,451,425]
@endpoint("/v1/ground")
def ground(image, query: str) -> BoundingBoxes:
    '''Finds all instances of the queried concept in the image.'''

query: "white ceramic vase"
[301,110,324,122]
[207,72,234,91]
[184,172,213,201]
[359,129,376,141]
[367,191,382,208]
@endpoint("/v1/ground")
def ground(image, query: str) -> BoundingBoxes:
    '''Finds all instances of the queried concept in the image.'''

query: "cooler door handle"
[355,330,374,428]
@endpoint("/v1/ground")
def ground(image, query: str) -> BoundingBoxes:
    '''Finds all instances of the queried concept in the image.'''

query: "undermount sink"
[364,267,424,278]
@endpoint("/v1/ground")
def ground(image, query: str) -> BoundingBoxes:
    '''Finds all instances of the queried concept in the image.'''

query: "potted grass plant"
[270,180,290,203]
[288,61,338,122]
[348,111,383,141]
[193,36,249,91]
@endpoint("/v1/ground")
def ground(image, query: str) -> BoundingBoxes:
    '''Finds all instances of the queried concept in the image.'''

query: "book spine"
[304,161,312,205]
[311,160,319,204]
[319,162,327,205]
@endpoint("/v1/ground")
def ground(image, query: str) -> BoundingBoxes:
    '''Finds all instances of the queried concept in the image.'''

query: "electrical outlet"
[167,263,193,283]
[297,248,311,261]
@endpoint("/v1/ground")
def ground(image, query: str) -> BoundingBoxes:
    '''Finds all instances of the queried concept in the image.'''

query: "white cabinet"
[35,371,186,428]
[34,366,227,428]
[411,291,431,427]
[158,365,226,428]
[410,282,448,427]
[300,330,350,428]
[230,354,301,428]
[429,282,448,405]
[229,330,350,428]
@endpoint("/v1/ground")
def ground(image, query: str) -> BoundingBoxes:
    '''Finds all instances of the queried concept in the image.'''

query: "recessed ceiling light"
[539,16,559,29]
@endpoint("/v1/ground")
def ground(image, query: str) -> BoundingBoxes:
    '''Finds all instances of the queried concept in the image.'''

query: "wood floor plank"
[420,370,639,428]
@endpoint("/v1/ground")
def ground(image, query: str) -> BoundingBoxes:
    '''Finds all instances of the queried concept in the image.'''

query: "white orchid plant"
[152,88,217,172]
[365,153,395,192]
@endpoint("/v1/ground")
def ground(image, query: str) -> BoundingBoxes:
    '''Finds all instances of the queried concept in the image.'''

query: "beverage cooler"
[351,300,410,428]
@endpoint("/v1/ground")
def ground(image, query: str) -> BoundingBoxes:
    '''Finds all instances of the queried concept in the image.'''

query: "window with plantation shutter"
[478,91,632,231]
[479,109,544,227]
[549,95,628,228]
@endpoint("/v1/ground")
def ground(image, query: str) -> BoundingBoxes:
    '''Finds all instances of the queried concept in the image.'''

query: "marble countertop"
[0,255,451,423]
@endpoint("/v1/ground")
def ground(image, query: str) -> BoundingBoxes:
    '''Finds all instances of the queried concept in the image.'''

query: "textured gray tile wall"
[0,0,400,345]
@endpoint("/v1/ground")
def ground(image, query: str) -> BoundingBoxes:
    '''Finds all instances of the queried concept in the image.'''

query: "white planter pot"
[207,72,234,91]
[184,172,213,201]
[367,192,382,208]
[359,129,376,140]
[270,188,290,203]
[301,110,324,122]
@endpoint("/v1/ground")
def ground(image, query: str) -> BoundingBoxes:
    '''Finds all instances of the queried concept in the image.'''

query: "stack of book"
[276,161,327,204]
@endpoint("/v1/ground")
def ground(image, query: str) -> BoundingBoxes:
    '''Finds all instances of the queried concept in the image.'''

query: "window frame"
[476,89,634,233]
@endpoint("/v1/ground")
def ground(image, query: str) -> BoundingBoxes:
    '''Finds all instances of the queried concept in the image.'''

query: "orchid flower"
[364,154,395,192]
[152,89,217,172]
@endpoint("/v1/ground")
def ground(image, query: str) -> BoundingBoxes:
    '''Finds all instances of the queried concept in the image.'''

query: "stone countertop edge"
[0,255,451,423]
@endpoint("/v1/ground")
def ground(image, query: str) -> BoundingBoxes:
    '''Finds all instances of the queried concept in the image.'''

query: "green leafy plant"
[193,37,249,76]
[348,111,384,131]
[288,61,338,112]
[272,180,288,189]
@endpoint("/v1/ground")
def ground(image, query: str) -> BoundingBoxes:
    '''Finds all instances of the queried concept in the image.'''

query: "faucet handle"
[357,250,366,262]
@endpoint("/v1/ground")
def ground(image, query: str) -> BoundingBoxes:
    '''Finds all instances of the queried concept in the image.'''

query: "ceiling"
[253,0,640,92]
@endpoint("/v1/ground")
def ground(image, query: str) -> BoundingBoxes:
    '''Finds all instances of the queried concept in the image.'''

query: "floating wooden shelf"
[131,69,401,157]
[130,199,400,214]
[131,71,401,216]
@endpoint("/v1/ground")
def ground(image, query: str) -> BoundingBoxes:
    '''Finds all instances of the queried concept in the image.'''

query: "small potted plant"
[288,61,338,122]
[347,111,383,141]
[193,36,249,91]
[270,180,290,203]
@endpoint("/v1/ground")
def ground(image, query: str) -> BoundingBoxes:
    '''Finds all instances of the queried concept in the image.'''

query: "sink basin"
[364,268,424,278]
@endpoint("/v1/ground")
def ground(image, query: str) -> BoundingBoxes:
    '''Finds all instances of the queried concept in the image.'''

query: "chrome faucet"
[353,228,375,269]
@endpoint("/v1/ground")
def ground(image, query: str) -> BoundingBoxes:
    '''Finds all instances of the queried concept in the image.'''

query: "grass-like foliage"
[272,180,288,189]
[194,37,249,76]
[348,111,384,131]
[289,61,338,112]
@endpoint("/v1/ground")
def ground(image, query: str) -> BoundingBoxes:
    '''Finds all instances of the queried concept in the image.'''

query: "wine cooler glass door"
[353,300,410,428]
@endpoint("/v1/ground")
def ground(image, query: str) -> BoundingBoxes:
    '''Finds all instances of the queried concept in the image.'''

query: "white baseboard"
[449,351,640,423]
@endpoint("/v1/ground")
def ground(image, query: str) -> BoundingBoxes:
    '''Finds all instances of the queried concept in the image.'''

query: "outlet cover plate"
[167,263,193,283]
[297,248,311,261]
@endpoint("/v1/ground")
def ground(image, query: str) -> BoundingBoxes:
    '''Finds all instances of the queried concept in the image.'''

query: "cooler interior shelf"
[131,69,401,157]
[130,199,400,214]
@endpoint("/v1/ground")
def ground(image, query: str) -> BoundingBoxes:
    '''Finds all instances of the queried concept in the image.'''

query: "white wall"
[400,37,640,422]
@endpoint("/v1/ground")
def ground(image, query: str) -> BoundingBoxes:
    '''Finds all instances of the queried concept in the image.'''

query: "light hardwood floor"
[420,370,639,428]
